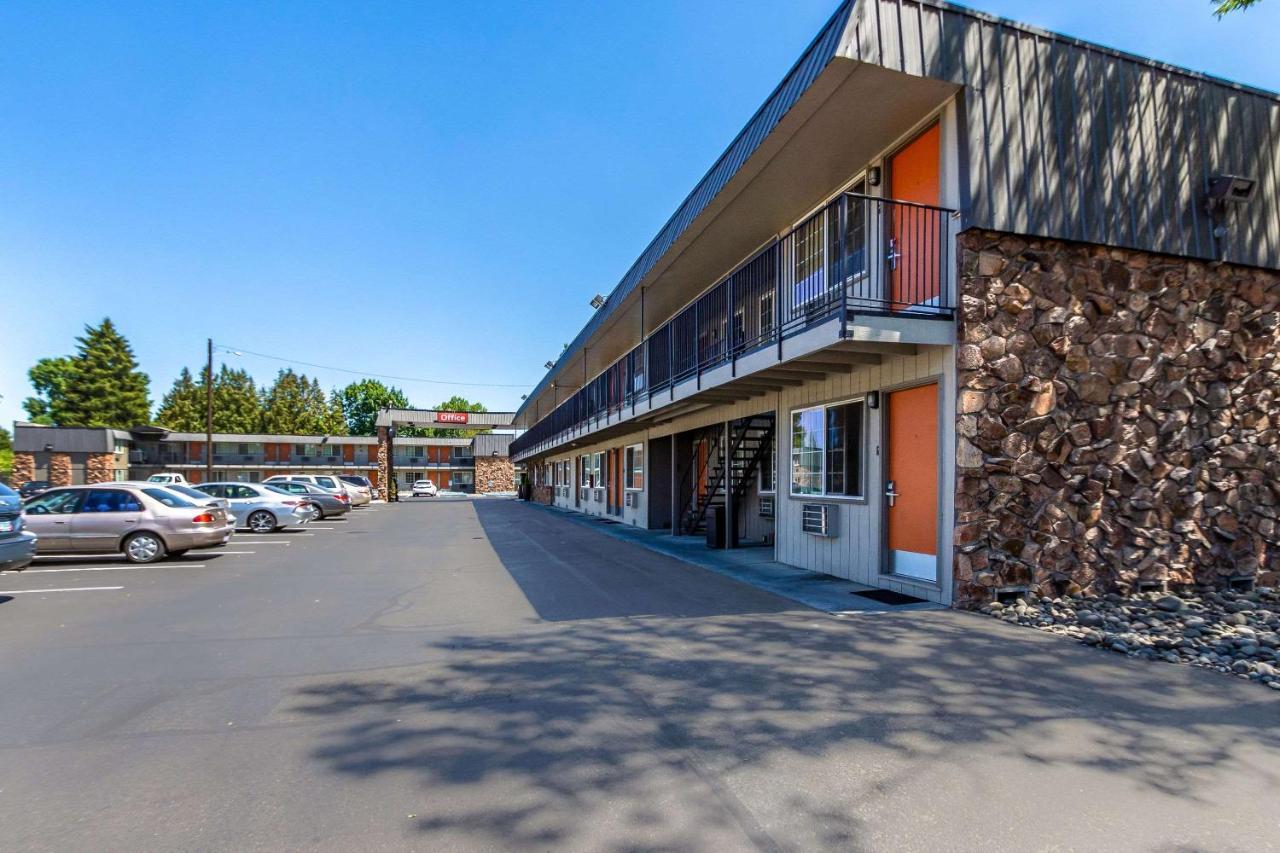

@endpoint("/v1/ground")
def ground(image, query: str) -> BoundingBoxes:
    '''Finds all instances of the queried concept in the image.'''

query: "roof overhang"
[517,58,958,427]
[375,408,518,430]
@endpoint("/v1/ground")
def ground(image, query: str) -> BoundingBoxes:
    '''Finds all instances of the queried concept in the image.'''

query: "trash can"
[706,504,725,549]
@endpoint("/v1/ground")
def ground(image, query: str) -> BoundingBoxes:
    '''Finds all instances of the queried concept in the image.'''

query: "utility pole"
[205,338,214,484]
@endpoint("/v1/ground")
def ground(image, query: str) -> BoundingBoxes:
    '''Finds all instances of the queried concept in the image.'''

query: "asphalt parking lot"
[1,498,1277,853]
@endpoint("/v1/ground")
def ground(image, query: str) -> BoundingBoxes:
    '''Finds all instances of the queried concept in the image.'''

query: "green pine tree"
[322,390,349,436]
[155,367,203,431]
[213,366,263,433]
[57,318,151,428]
[260,369,311,434]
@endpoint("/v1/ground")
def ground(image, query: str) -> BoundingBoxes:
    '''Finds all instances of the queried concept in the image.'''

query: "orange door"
[886,383,939,581]
[888,122,941,308]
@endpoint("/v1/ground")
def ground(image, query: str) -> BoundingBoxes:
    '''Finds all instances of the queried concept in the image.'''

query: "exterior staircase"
[678,414,776,538]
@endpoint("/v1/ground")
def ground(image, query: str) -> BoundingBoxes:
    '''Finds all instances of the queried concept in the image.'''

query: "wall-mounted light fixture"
[589,294,606,309]
[866,391,881,409]
[866,166,882,187]
[1205,172,1258,259]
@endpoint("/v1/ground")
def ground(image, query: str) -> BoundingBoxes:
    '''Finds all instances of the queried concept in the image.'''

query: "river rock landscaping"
[980,586,1280,689]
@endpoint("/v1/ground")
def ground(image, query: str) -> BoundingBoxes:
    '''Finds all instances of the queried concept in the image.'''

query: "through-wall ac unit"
[801,503,835,537]
[759,495,775,518]
[593,488,604,502]
[580,488,589,502]
[624,491,638,508]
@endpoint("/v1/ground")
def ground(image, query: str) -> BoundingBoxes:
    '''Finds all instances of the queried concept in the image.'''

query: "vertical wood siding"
[844,0,1280,269]
[537,345,955,605]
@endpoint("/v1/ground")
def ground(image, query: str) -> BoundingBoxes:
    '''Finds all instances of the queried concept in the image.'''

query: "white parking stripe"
[0,586,124,594]
[17,564,207,573]
[307,527,335,530]
[212,551,256,555]
[244,540,291,545]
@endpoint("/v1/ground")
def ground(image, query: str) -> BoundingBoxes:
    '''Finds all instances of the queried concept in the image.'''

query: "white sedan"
[411,480,439,497]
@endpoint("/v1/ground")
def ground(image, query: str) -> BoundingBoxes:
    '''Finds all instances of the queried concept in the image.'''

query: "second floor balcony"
[513,192,958,460]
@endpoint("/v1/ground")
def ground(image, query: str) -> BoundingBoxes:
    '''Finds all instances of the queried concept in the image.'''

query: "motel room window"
[625,444,644,491]
[790,399,865,498]
[591,453,604,488]
[580,455,592,487]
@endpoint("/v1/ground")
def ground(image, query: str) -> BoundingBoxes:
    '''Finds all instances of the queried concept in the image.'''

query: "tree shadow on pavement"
[290,505,1280,851]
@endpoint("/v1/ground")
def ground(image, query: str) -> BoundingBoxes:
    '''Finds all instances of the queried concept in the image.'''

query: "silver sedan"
[23,483,235,563]
[194,482,314,533]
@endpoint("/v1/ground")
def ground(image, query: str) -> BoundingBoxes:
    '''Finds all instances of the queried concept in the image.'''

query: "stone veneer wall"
[86,453,115,484]
[376,428,391,501]
[11,452,35,485]
[475,456,515,494]
[954,229,1280,606]
[48,453,72,487]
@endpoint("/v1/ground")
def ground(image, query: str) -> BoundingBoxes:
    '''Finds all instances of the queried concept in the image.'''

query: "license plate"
[0,519,12,532]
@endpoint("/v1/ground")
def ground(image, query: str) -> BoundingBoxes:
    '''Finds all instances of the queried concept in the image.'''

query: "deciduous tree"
[337,379,410,435]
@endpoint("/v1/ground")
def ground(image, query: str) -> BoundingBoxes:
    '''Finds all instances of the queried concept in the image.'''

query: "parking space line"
[0,586,124,594]
[17,564,207,573]
[307,527,335,530]
[213,551,256,555]
[243,540,291,545]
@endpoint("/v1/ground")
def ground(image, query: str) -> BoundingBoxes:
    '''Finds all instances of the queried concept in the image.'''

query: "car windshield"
[0,482,17,498]
[339,476,368,486]
[141,487,197,508]
[264,485,296,496]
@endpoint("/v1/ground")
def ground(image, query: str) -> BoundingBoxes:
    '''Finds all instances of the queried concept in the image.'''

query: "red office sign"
[436,411,469,424]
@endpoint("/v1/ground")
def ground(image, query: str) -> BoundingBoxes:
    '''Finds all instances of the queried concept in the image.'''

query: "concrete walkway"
[531,501,941,613]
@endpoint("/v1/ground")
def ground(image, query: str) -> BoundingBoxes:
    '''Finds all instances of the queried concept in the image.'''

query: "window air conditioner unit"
[801,503,834,537]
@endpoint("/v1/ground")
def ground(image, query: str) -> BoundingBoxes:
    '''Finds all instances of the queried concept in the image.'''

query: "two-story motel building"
[512,0,1280,606]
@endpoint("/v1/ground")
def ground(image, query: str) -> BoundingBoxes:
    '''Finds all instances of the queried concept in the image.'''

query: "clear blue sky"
[2,0,1277,429]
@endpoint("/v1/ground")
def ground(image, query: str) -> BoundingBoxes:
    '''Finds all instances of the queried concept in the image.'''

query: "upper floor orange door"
[888,122,941,308]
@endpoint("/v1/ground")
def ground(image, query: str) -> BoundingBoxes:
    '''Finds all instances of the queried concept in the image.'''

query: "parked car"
[18,481,50,500]
[264,474,369,507]
[339,475,377,503]
[146,473,189,485]
[411,479,439,497]
[0,482,38,572]
[22,483,234,563]
[264,481,350,519]
[194,482,313,533]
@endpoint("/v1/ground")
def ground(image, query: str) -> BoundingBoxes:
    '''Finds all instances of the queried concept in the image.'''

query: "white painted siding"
[535,344,955,604]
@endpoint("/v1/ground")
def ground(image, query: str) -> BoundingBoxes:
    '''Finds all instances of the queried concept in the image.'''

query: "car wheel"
[123,531,166,564]
[248,510,277,534]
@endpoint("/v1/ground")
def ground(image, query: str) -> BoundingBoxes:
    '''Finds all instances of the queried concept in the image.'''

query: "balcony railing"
[512,192,957,458]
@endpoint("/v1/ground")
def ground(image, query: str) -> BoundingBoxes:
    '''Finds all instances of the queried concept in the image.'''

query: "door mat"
[852,588,927,606]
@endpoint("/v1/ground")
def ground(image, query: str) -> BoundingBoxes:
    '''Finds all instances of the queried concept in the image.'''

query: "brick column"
[86,453,115,484]
[12,452,36,485]
[377,426,392,501]
[48,453,72,487]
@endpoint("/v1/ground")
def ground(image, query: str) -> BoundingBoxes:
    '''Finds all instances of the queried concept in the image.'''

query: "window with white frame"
[759,430,776,494]
[624,444,644,490]
[580,455,592,487]
[790,399,865,497]
[591,452,604,488]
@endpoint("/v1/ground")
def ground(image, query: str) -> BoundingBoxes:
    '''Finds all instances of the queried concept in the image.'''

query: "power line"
[216,344,535,389]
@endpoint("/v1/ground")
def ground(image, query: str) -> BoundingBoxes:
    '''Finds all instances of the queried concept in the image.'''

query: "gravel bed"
[980,586,1280,689]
